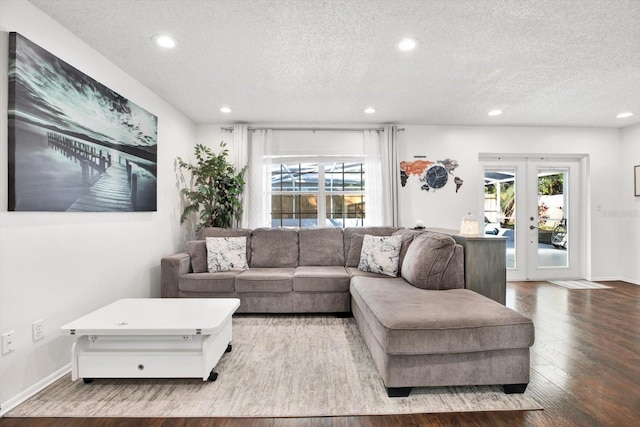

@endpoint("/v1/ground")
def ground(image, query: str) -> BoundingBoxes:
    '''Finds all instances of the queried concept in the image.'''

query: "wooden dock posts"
[81,160,91,185]
[47,132,111,175]
[48,132,142,211]
[125,160,138,210]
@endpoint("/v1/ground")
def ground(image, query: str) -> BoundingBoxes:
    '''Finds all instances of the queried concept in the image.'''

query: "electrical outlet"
[32,320,45,342]
[2,331,16,354]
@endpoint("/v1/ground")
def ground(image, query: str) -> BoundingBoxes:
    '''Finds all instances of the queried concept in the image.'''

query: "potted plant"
[177,142,247,230]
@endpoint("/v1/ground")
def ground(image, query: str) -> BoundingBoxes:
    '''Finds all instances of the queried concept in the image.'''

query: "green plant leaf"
[176,141,247,230]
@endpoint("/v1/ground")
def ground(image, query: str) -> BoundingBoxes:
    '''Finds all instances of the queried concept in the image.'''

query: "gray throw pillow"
[401,232,457,289]
[392,228,426,271]
[346,234,365,267]
[186,240,207,273]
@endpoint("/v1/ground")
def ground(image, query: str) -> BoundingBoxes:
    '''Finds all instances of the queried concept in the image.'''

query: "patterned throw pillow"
[206,237,249,272]
[358,234,403,277]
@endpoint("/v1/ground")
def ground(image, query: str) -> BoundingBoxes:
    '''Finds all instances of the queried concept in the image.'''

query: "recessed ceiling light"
[395,38,417,52]
[153,35,176,49]
[220,107,232,113]
[616,112,634,118]
[488,110,503,116]
[364,107,376,114]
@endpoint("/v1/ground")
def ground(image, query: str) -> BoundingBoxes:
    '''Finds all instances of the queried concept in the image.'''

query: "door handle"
[529,225,538,230]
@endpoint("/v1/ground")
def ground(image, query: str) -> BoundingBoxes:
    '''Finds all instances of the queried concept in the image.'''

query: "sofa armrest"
[161,251,191,297]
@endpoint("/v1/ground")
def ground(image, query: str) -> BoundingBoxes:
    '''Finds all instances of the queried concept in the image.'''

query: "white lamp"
[415,219,425,229]
[459,212,479,236]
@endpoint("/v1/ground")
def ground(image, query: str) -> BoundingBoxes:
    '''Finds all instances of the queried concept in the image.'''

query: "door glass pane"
[537,168,568,268]
[484,169,516,268]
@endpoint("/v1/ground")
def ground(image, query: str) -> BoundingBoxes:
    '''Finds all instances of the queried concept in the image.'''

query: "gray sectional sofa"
[161,226,535,397]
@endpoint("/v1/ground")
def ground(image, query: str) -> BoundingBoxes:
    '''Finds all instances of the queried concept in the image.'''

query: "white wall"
[396,125,624,281]
[195,123,372,159]
[195,124,232,151]
[196,123,633,281]
[620,123,640,284]
[0,0,196,410]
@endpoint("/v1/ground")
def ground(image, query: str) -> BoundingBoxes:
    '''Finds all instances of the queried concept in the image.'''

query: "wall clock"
[423,164,449,189]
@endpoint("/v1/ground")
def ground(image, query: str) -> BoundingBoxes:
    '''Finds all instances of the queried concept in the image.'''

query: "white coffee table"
[61,298,240,382]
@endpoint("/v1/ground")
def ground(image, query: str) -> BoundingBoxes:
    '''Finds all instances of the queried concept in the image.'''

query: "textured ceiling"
[28,0,640,127]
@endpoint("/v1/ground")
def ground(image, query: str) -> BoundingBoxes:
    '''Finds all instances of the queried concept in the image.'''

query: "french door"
[482,156,584,281]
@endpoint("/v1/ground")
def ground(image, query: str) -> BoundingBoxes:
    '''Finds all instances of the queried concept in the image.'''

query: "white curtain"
[232,124,249,228]
[383,125,399,226]
[363,127,398,226]
[246,129,273,228]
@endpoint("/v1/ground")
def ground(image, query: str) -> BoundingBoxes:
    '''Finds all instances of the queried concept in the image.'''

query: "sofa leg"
[503,383,528,394]
[387,387,412,397]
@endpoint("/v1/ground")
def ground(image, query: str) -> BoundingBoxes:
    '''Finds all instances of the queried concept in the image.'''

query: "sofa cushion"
[347,266,389,279]
[401,232,458,290]
[442,244,465,289]
[178,271,241,293]
[299,228,345,266]
[345,234,365,268]
[197,227,253,240]
[391,228,426,272]
[186,240,207,273]
[206,236,249,272]
[250,228,299,268]
[293,266,351,292]
[350,278,535,355]
[235,268,294,292]
[358,234,403,277]
[343,227,399,266]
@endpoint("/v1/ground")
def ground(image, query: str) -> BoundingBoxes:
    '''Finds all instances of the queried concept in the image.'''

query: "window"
[271,162,365,227]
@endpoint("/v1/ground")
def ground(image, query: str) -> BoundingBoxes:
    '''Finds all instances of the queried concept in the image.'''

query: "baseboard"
[0,364,70,416]
[589,276,640,286]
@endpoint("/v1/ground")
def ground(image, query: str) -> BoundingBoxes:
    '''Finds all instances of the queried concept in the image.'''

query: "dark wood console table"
[426,228,507,304]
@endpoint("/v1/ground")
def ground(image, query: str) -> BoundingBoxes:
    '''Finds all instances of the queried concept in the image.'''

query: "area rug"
[7,316,542,418]
[548,280,613,290]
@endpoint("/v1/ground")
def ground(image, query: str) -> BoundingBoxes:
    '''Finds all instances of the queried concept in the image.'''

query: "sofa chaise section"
[351,279,534,395]
[349,231,535,397]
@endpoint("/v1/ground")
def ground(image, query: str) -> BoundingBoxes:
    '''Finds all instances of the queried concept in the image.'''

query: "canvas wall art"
[8,32,157,212]
[399,157,463,193]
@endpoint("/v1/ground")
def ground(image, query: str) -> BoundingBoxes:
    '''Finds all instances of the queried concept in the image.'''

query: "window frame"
[270,160,365,228]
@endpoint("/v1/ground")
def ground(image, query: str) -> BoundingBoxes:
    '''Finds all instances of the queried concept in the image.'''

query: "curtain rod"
[220,126,389,132]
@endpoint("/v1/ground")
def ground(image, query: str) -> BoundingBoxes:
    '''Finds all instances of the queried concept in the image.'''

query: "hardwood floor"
[1,280,638,427]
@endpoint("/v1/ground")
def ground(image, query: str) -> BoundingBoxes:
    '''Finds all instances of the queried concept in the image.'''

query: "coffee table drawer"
[78,351,204,379]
